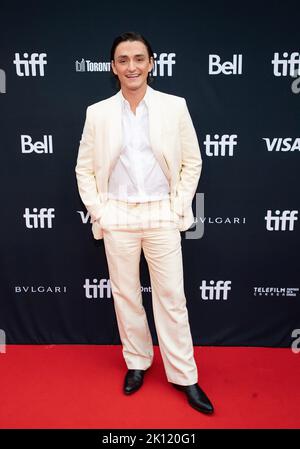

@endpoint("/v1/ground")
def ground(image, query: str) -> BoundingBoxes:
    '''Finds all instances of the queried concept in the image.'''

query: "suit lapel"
[147,88,171,181]
[107,92,122,176]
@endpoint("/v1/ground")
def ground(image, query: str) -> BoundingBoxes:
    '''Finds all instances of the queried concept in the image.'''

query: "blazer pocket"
[99,200,110,225]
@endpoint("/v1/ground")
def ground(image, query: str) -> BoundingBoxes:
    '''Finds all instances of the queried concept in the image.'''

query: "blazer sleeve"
[75,106,103,223]
[175,98,202,215]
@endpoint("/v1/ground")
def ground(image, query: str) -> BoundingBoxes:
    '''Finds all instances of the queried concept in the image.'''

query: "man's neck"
[121,85,148,114]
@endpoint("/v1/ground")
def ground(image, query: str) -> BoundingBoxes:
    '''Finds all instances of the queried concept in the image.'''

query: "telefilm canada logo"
[253,287,299,297]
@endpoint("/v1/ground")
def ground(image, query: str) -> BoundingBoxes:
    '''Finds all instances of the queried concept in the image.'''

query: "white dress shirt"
[107,86,170,203]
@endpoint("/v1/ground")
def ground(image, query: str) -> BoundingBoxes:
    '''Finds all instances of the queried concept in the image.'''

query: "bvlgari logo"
[194,216,246,224]
[15,285,67,294]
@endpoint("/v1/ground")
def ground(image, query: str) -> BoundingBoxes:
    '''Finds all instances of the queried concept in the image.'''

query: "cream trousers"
[101,198,198,386]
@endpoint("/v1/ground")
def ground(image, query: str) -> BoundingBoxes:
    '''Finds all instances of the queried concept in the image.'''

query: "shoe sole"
[189,401,214,415]
[123,386,142,395]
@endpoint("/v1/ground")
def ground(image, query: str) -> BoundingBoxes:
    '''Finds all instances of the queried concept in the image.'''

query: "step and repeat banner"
[0,1,299,347]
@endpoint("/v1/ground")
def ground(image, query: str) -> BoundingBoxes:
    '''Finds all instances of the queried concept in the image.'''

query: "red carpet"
[0,345,299,429]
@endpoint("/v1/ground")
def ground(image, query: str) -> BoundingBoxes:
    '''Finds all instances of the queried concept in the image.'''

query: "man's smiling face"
[111,40,154,92]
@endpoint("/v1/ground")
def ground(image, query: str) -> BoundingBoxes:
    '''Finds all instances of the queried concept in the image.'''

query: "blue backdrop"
[0,0,299,347]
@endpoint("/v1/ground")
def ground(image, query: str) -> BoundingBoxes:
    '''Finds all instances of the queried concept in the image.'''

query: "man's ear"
[149,56,154,72]
[111,60,117,75]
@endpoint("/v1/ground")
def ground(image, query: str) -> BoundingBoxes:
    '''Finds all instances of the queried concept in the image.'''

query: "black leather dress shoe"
[172,383,214,414]
[123,369,146,395]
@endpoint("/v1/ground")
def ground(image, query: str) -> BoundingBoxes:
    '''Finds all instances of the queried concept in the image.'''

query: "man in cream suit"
[75,32,214,414]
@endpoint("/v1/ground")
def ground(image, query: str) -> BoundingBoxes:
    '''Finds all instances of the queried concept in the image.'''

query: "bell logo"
[21,135,53,154]
[209,54,242,75]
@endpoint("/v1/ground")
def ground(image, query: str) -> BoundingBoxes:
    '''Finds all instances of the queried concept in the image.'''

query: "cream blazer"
[75,86,202,239]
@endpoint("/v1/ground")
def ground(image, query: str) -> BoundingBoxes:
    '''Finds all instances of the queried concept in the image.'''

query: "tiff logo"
[200,280,232,300]
[272,52,300,77]
[23,208,55,228]
[153,53,176,76]
[21,135,53,154]
[205,134,238,156]
[0,69,6,93]
[265,210,298,231]
[14,53,47,76]
[209,54,242,75]
[84,278,112,299]
[0,329,6,353]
